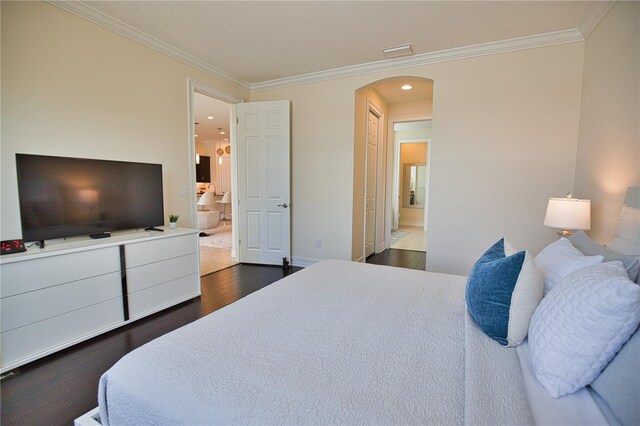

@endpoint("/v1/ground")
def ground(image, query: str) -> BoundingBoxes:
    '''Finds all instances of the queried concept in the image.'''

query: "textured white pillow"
[528,261,640,398]
[534,238,603,293]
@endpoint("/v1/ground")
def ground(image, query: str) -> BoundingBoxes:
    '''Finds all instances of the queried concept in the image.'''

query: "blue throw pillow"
[466,238,543,346]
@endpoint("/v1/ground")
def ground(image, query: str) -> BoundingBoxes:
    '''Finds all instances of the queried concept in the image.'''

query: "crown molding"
[47,0,251,93]
[48,1,588,95]
[578,1,616,39]
[250,29,584,92]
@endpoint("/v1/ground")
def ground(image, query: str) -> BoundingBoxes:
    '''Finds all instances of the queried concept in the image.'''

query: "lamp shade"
[543,197,591,231]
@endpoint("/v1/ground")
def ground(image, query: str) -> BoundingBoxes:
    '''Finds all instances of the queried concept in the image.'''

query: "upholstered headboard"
[591,186,640,425]
[606,186,640,256]
[590,327,640,425]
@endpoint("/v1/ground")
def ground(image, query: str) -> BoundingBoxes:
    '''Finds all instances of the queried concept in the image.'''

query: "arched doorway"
[352,76,433,265]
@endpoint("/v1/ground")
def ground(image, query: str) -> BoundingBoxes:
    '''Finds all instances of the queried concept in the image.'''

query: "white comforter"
[99,260,533,425]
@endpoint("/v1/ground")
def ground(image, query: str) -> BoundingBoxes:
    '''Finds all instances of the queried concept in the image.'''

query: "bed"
[84,259,636,425]
[80,189,640,425]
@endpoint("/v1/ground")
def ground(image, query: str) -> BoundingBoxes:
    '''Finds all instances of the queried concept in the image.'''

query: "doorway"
[390,121,430,253]
[352,77,433,265]
[189,80,243,276]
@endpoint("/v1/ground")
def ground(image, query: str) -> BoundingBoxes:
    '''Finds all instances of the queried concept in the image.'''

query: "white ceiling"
[59,1,611,88]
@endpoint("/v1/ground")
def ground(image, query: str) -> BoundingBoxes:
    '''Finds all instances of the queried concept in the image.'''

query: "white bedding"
[516,340,612,425]
[98,261,536,424]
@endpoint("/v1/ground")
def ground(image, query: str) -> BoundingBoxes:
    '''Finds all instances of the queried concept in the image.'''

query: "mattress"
[98,260,533,425]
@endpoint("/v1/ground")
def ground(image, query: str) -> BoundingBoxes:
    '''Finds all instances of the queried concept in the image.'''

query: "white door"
[365,109,378,258]
[235,100,290,265]
[219,156,231,194]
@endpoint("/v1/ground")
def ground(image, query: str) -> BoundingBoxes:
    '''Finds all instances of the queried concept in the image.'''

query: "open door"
[234,100,291,265]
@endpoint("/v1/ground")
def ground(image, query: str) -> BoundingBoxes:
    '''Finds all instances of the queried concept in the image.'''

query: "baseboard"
[398,221,424,228]
[291,257,319,268]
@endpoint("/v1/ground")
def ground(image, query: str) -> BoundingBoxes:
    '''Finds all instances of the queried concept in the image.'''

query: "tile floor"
[391,226,427,252]
[199,226,237,276]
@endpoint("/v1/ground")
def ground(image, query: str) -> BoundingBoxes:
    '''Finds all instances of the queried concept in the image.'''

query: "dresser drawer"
[125,234,197,268]
[128,274,199,319]
[127,253,197,294]
[1,297,124,369]
[0,247,120,298]
[1,272,122,333]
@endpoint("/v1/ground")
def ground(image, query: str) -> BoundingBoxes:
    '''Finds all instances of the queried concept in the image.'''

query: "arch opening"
[352,76,434,265]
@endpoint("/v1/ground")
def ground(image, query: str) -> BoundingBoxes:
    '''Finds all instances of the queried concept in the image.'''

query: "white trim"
[398,137,428,144]
[388,116,432,248]
[578,1,616,39]
[291,257,318,268]
[74,407,101,426]
[230,105,240,263]
[188,79,243,262]
[48,0,250,92]
[251,29,583,92]
[191,79,245,104]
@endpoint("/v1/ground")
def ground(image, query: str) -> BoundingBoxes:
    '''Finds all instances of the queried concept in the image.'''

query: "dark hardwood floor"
[0,251,421,425]
[366,248,426,270]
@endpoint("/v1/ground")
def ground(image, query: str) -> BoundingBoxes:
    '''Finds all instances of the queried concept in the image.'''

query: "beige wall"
[399,142,427,226]
[1,1,249,239]
[253,43,585,274]
[574,1,640,244]
[389,100,432,120]
[3,1,603,276]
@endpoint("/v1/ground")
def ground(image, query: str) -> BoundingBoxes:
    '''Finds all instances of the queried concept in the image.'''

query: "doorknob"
[277,203,289,208]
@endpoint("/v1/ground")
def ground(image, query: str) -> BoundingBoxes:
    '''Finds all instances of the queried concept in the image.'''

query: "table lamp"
[543,192,591,237]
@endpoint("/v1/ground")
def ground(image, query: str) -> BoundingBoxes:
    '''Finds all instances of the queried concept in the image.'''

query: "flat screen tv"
[16,154,164,242]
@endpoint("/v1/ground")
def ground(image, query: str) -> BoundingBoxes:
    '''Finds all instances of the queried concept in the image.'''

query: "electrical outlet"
[314,238,323,248]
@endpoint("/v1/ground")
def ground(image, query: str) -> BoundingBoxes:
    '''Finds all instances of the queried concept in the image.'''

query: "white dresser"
[0,228,200,373]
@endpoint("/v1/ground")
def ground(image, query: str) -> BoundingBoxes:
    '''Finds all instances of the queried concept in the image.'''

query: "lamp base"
[557,229,575,238]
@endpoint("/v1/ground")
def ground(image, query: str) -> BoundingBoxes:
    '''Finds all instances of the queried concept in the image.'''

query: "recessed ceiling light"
[207,116,214,120]
[401,84,413,90]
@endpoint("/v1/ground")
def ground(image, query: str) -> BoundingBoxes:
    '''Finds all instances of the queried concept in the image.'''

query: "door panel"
[236,101,291,265]
[365,110,379,257]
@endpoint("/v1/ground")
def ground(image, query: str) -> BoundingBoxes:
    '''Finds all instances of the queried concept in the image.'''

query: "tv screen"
[16,154,164,242]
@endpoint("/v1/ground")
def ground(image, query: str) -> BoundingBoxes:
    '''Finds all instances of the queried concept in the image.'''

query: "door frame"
[233,100,291,265]
[385,115,432,249]
[362,100,384,260]
[187,79,244,257]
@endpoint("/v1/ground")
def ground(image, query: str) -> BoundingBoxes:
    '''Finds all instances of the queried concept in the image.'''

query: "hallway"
[390,226,426,252]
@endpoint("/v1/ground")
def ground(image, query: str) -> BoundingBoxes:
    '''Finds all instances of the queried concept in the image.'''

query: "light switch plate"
[178,185,189,196]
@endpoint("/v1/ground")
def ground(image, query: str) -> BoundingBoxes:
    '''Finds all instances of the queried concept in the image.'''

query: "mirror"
[402,163,426,208]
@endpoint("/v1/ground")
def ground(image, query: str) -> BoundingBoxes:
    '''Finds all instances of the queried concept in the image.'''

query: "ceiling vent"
[382,44,414,59]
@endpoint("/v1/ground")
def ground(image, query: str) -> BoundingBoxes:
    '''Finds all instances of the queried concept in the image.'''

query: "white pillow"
[528,261,640,398]
[504,240,544,346]
[534,238,603,293]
